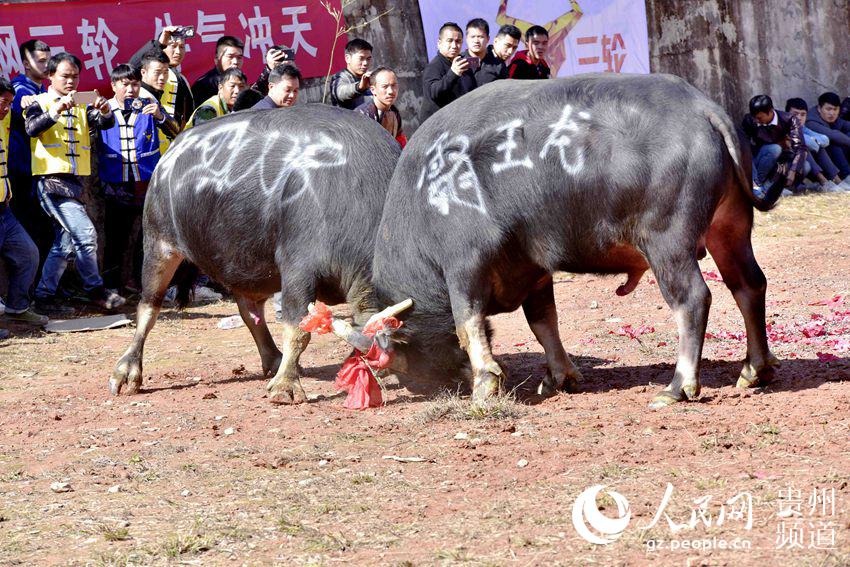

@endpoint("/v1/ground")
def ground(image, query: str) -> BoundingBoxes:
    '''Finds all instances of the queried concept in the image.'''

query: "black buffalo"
[110,105,401,402]
[373,74,778,408]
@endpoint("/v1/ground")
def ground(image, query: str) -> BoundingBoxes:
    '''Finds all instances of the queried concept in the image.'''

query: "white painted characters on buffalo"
[417,133,487,216]
[492,119,533,174]
[539,105,592,175]
[155,120,347,203]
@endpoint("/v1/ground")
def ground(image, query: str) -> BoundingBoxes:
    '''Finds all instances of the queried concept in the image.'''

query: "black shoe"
[88,287,127,311]
[34,295,75,314]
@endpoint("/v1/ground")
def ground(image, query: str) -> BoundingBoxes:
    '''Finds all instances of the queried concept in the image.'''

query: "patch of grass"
[88,549,152,567]
[418,390,526,423]
[100,525,131,542]
[277,515,305,536]
[699,432,737,452]
[694,477,728,491]
[748,423,781,446]
[351,473,375,485]
[595,463,638,480]
[180,463,198,473]
[158,531,214,558]
[434,546,472,562]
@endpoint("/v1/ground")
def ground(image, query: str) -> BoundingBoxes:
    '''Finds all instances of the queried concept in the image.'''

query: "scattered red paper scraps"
[702,270,724,282]
[611,324,655,340]
[816,352,840,362]
[799,321,827,338]
[808,295,844,307]
[705,329,746,341]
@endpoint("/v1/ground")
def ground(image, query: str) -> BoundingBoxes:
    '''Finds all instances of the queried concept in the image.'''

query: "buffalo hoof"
[109,356,143,396]
[472,362,504,404]
[536,367,582,397]
[262,354,283,377]
[267,374,307,405]
[648,389,684,410]
[682,381,701,401]
[736,355,780,389]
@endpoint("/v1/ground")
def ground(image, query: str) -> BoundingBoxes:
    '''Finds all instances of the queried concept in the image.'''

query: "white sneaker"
[752,185,766,200]
[193,285,223,303]
[781,189,793,197]
[163,286,177,304]
[837,178,850,191]
[820,181,843,192]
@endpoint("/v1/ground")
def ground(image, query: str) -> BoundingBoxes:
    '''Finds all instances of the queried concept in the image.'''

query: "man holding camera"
[24,53,125,312]
[131,26,196,148]
[330,39,374,110]
[97,63,178,293]
[473,24,522,86]
[420,22,478,123]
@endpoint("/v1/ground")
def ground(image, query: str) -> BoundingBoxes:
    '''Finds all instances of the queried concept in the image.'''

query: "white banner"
[419,0,650,77]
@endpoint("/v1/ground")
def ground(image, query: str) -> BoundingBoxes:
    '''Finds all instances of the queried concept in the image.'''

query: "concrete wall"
[646,0,850,120]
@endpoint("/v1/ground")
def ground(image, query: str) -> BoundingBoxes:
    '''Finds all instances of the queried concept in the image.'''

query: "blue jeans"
[825,144,850,179]
[0,206,39,312]
[752,144,782,186]
[36,187,104,297]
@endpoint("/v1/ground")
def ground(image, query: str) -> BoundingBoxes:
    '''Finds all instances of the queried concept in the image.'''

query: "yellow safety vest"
[186,95,228,129]
[158,68,179,154]
[31,92,92,176]
[0,112,10,201]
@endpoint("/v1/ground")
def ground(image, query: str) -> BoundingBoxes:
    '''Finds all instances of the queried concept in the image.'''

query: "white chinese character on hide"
[539,104,591,175]
[77,18,119,81]
[417,133,486,217]
[155,13,191,53]
[0,26,24,78]
[239,6,274,59]
[197,11,226,44]
[281,6,317,57]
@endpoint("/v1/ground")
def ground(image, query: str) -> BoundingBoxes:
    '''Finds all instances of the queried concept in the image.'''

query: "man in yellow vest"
[0,77,49,331]
[24,52,126,313]
[186,68,246,128]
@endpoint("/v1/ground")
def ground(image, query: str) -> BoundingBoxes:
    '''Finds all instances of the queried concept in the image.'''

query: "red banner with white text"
[0,0,346,94]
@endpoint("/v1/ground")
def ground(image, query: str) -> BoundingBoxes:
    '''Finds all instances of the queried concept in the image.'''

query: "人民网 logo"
[572,485,632,545]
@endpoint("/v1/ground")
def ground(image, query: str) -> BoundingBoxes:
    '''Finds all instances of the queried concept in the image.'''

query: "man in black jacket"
[474,24,521,87]
[191,36,244,106]
[741,94,807,200]
[130,26,194,129]
[420,22,477,123]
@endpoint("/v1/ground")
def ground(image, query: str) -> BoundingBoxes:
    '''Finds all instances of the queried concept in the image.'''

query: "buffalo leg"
[265,276,311,404]
[234,294,282,376]
[446,277,504,403]
[523,280,582,397]
[707,215,779,388]
[645,246,712,409]
[110,241,184,395]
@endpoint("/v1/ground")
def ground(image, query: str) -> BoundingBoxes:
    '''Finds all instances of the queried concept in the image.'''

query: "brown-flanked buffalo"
[373,73,779,408]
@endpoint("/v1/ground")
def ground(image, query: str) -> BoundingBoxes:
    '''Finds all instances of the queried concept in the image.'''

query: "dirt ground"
[1,194,849,566]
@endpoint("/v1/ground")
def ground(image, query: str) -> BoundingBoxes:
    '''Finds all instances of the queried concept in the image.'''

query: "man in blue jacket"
[9,39,52,272]
[98,64,178,293]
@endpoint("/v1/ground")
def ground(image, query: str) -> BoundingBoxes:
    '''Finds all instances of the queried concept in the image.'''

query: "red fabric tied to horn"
[335,317,402,410]
[298,301,334,334]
